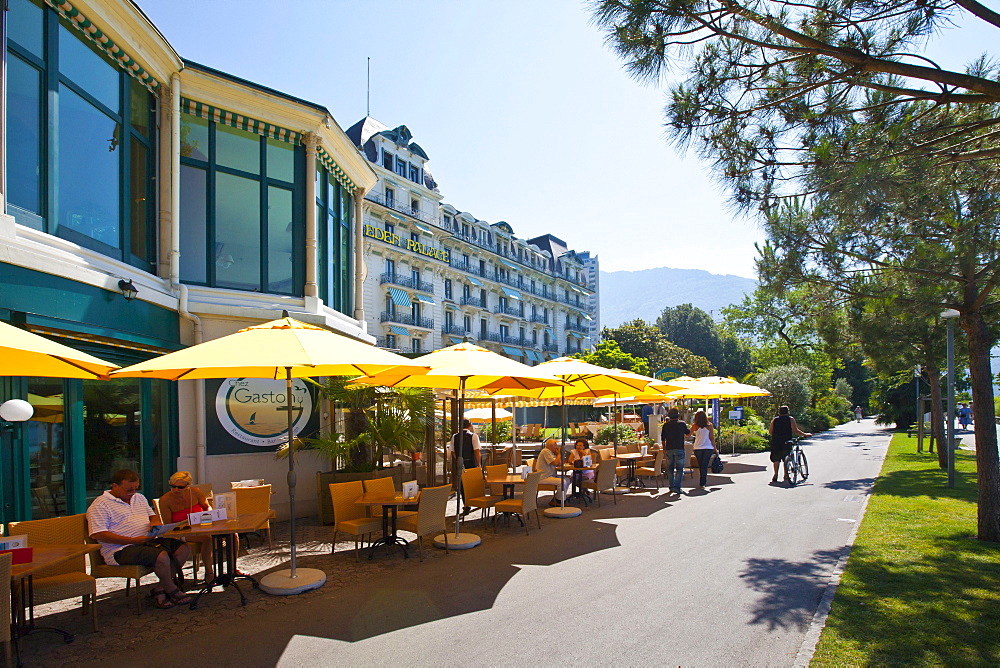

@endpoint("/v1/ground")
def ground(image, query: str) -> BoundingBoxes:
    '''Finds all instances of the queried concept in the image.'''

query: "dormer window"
[395,157,407,177]
[408,164,420,182]
[382,150,393,170]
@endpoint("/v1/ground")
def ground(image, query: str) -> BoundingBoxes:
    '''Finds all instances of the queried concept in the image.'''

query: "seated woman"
[566,438,596,480]
[159,471,214,582]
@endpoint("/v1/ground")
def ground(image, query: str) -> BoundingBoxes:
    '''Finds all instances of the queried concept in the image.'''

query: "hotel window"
[411,301,421,322]
[395,157,407,177]
[408,164,420,182]
[382,150,393,170]
[385,187,395,209]
[386,334,396,349]
[5,0,157,271]
[462,283,470,300]
[480,289,488,307]
[500,325,509,339]
[462,253,470,267]
[479,259,486,276]
[444,279,452,300]
[385,294,395,317]
[385,223,395,236]
[464,315,472,332]
[532,330,538,344]
[462,224,470,236]
[499,297,508,311]
[411,268,420,286]
[410,232,419,245]
[315,162,352,310]
[445,311,454,330]
[179,108,303,294]
[480,318,487,338]
[443,214,453,229]
[385,258,395,277]
[412,338,421,353]
[519,326,526,341]
[410,198,419,215]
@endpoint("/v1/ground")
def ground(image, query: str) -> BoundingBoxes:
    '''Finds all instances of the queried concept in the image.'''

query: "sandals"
[168,589,193,605]
[151,590,174,609]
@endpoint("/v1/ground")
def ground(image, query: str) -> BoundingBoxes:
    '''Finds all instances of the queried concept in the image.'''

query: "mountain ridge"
[599,267,757,328]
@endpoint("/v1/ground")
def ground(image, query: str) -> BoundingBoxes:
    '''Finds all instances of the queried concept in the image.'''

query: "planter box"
[316,467,405,525]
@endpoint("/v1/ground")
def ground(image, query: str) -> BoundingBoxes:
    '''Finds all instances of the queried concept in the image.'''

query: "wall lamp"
[0,399,34,432]
[118,279,139,301]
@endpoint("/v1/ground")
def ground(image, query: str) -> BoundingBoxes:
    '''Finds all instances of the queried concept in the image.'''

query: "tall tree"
[656,303,721,363]
[575,340,650,375]
[603,319,717,377]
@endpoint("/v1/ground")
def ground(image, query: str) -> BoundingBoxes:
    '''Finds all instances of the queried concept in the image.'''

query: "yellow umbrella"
[0,320,119,378]
[111,316,429,593]
[464,407,513,422]
[350,342,568,544]
[661,376,770,399]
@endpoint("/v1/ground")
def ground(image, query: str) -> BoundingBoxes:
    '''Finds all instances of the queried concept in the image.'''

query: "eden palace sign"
[364,224,451,263]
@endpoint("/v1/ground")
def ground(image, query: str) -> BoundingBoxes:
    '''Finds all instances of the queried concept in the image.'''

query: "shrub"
[801,408,836,432]
[480,420,512,443]
[718,424,769,451]
[816,393,853,424]
[595,423,638,446]
[757,364,813,416]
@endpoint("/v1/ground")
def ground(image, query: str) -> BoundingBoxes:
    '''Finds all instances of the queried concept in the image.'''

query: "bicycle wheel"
[784,453,797,486]
[798,450,809,481]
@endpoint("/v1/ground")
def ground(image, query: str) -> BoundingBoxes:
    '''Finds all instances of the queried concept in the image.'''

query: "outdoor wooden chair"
[9,513,98,631]
[583,459,619,506]
[86,518,153,615]
[193,483,213,500]
[233,485,275,548]
[636,450,665,489]
[397,484,452,560]
[328,481,382,561]
[493,471,544,535]
[462,468,499,523]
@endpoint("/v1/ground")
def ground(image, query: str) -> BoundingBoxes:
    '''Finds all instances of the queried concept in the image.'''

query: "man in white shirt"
[447,419,482,515]
[534,439,571,507]
[87,469,192,609]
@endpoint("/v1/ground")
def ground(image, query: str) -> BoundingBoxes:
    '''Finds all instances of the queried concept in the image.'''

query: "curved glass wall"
[316,163,353,312]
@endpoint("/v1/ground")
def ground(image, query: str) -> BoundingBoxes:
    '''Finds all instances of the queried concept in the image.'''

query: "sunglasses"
[170,484,189,490]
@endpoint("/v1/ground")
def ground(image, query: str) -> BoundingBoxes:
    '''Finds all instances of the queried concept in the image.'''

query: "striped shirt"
[86,491,154,566]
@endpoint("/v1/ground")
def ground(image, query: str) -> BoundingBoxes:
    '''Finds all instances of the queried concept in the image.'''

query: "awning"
[388,325,410,336]
[388,287,411,306]
[445,303,460,311]
[501,346,522,357]
[524,350,539,362]
[501,288,522,300]
[499,259,519,271]
[567,331,586,339]
[448,336,465,344]
[414,293,435,305]
[545,327,554,337]
[387,212,406,223]
[467,276,484,287]
[570,285,588,295]
[413,222,433,235]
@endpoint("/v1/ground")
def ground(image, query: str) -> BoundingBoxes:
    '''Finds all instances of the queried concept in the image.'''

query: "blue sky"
[138,0,998,280]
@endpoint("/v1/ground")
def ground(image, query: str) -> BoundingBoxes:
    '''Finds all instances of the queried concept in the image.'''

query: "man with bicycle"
[768,406,812,484]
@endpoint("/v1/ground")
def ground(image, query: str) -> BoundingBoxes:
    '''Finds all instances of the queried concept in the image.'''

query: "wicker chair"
[328,481,382,561]
[583,459,619,506]
[363,477,415,522]
[461,468,498,523]
[192,483,213,500]
[232,485,275,548]
[0,552,11,666]
[86,518,153,615]
[396,484,452,560]
[9,514,98,632]
[493,471,543,535]
[636,450,665,489]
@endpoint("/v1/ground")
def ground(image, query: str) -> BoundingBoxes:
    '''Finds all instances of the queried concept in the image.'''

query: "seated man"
[534,439,572,507]
[87,469,193,609]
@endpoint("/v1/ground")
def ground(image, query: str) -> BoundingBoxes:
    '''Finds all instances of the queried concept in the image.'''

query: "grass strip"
[812,434,1000,666]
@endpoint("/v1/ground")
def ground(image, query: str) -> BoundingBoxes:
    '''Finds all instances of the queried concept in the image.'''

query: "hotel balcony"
[380,312,434,329]
[379,272,434,293]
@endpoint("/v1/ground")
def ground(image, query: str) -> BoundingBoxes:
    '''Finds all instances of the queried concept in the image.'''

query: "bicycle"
[783,437,809,486]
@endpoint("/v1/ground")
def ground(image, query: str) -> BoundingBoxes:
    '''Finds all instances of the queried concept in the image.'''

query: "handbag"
[710,452,725,474]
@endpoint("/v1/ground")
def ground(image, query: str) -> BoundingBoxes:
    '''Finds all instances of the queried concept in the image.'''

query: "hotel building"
[347,117,599,362]
[0,0,377,522]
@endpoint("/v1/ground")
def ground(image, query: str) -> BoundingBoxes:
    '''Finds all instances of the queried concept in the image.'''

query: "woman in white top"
[690,409,717,488]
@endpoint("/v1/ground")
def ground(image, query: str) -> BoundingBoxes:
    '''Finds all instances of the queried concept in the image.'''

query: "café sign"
[215,378,313,447]
[364,224,450,263]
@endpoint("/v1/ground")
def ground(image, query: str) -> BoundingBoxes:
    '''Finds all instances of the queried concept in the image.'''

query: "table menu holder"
[521,465,530,480]
[582,455,593,467]
[402,480,419,500]
[189,507,228,525]
[641,445,648,456]
[214,492,238,519]
[0,535,27,551]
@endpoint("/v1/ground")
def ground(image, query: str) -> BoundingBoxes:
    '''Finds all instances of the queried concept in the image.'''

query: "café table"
[485,473,528,525]
[355,491,420,560]
[164,512,270,609]
[559,464,597,505]
[10,544,101,644]
[614,452,652,488]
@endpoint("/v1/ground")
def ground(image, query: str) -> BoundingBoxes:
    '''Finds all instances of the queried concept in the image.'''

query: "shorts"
[769,442,793,463]
[114,537,186,567]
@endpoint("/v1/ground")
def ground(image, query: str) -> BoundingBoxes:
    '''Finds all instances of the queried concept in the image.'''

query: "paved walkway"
[20,420,890,666]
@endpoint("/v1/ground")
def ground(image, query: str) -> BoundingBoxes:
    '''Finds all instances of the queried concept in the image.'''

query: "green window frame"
[316,163,353,312]
[179,112,305,296]
[4,0,157,272]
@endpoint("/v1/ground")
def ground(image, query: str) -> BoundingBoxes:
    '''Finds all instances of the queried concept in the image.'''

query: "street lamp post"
[941,309,960,488]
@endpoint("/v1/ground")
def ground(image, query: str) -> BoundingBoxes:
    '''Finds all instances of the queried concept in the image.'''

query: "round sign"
[215,378,313,447]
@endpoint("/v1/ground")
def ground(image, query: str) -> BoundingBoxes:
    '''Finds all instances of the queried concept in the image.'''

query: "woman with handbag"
[768,406,812,483]
[690,409,716,488]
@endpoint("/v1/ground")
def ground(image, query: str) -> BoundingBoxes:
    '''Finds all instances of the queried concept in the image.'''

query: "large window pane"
[57,84,120,249]
[6,54,42,217]
[59,23,119,111]
[8,0,44,59]
[84,378,141,504]
[129,78,152,137]
[215,172,260,290]
[267,186,294,293]
[180,113,208,161]
[129,138,150,261]
[179,165,208,283]
[216,124,259,174]
[340,218,351,311]
[26,378,66,519]
[266,138,294,183]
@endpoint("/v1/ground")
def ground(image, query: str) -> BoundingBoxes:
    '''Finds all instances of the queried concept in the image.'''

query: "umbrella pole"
[613,396,619,456]
[259,367,325,595]
[438,376,480,550]
[545,385,580,518]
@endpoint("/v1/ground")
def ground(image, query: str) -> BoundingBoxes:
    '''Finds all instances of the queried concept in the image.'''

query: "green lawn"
[812,434,1000,666]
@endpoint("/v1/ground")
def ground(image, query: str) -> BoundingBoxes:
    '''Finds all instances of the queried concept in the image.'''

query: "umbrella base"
[259,568,326,596]
[544,506,582,518]
[609,486,630,495]
[435,532,480,549]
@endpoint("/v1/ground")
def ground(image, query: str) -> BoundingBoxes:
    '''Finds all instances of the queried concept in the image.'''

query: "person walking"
[854,405,863,422]
[690,409,716,489]
[957,403,973,431]
[768,406,812,484]
[660,407,690,495]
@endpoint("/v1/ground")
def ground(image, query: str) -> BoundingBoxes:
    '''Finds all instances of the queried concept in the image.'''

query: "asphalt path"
[142,420,891,666]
